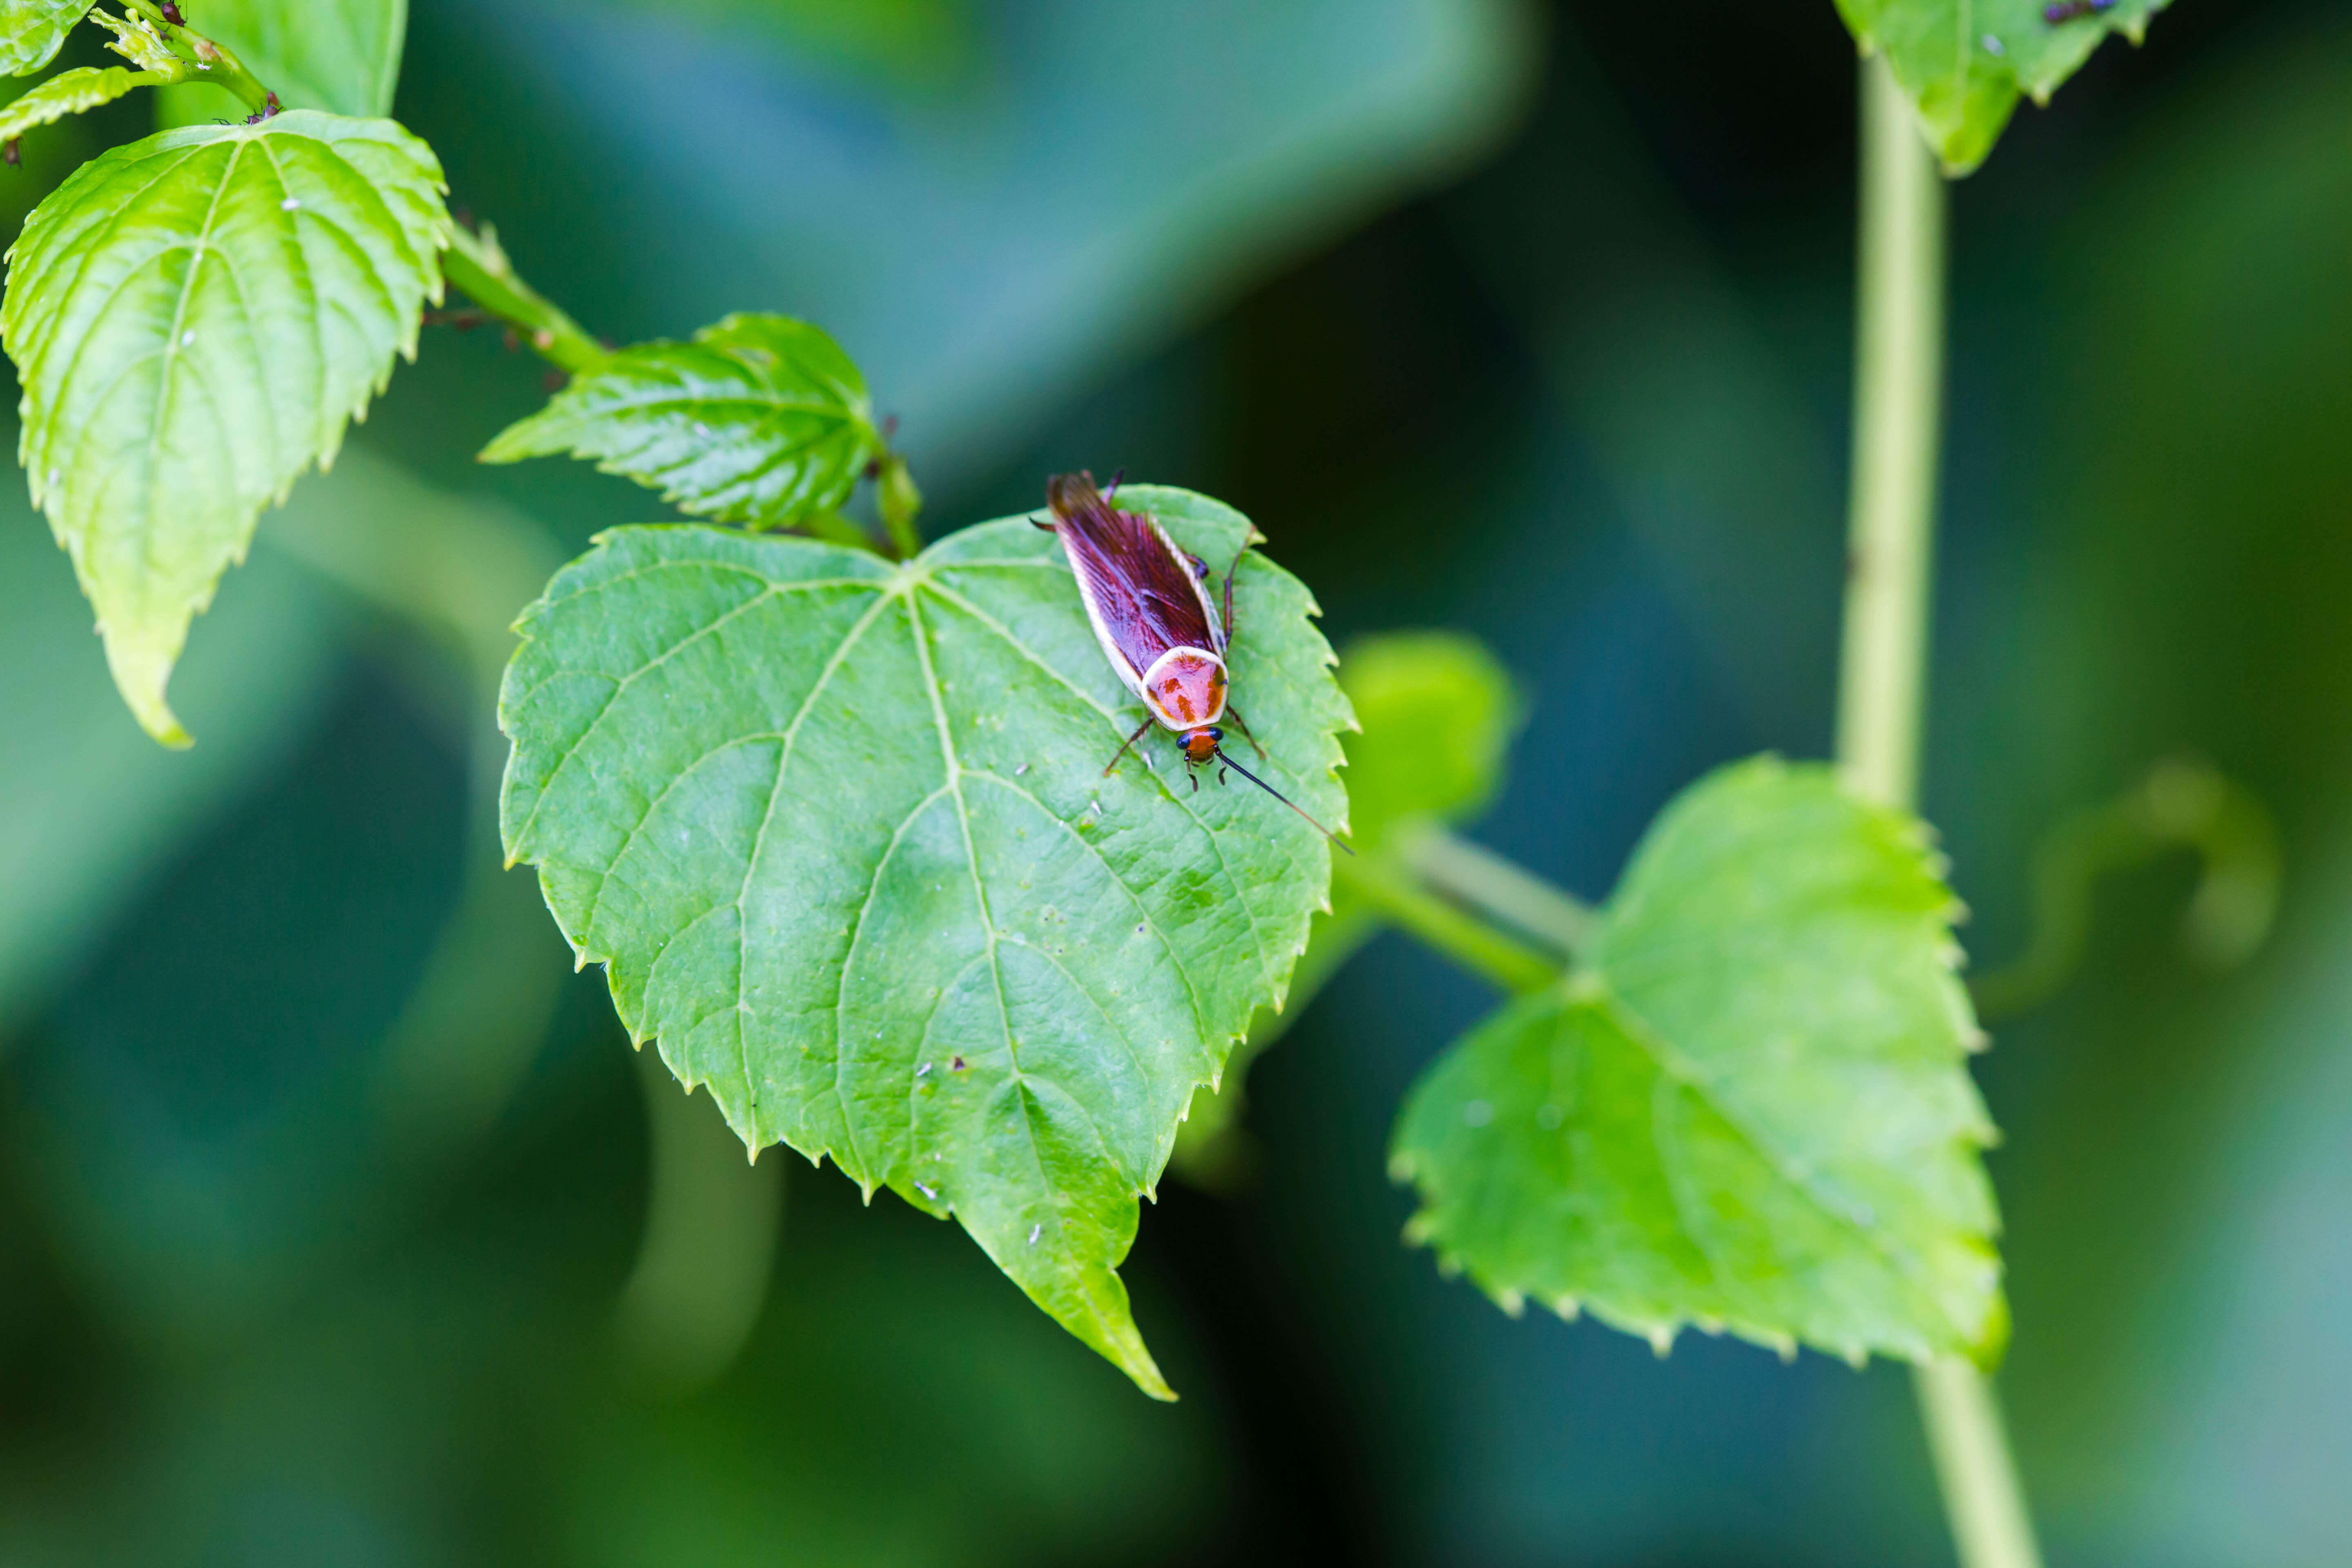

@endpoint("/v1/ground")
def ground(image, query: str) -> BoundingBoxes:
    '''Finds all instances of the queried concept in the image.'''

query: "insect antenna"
[1214,750,1354,855]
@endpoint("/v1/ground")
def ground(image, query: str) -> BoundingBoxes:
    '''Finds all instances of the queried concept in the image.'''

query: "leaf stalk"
[1838,56,2044,1568]
[1333,849,1557,996]
[109,0,272,116]
[877,451,924,558]
[441,222,609,376]
[1401,824,1594,960]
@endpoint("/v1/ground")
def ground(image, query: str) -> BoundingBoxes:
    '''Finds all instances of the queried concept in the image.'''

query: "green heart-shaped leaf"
[500,487,1351,1395]
[1393,756,2005,1366]
[1836,0,2172,174]
[0,1,91,78]
[2,111,449,744]
[481,314,883,529]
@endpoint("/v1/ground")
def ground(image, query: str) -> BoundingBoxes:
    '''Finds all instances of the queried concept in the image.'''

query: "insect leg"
[1101,716,1154,776]
[1223,705,1271,760]
[1220,544,1247,643]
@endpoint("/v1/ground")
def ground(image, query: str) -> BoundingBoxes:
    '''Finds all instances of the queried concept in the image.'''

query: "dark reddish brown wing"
[1046,473,1217,673]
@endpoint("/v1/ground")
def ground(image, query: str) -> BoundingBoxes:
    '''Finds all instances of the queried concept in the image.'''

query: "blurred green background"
[2,0,2348,1561]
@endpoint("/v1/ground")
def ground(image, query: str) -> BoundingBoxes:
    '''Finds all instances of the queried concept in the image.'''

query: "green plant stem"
[1916,1362,2046,1568]
[1333,851,1556,995]
[1839,59,1946,811]
[1403,825,1594,959]
[878,452,924,558]
[441,223,608,376]
[1838,58,2043,1568]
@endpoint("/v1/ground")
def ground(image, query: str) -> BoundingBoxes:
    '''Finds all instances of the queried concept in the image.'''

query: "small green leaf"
[501,487,1350,1396]
[1392,756,2005,1366]
[481,314,885,529]
[86,6,177,74]
[1835,0,2172,173]
[0,64,157,144]
[1334,630,1522,852]
[0,1,90,78]
[2,111,450,744]
[1174,630,1521,1184]
[156,0,407,121]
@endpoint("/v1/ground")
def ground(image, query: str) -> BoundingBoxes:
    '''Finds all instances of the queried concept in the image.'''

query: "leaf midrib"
[141,137,247,584]
[526,532,1306,1189]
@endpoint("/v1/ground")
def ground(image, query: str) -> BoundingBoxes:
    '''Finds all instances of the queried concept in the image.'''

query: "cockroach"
[1035,470,1351,853]
[2042,0,2114,22]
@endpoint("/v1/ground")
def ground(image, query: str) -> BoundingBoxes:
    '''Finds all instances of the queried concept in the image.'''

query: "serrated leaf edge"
[478,314,884,528]
[2,112,452,744]
[1842,0,2175,174]
[1391,755,2007,1371]
[499,500,1350,1394]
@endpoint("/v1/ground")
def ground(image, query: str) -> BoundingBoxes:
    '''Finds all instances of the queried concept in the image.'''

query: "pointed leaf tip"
[1834,0,2174,173]
[103,627,192,748]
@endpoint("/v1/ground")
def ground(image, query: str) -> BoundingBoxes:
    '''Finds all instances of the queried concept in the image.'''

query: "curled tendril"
[1969,758,2281,1021]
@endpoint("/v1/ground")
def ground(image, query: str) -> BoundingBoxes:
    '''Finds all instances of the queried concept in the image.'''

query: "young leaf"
[2,111,450,744]
[500,487,1350,1396]
[1392,756,2005,1367]
[1835,0,2171,174]
[0,1,90,78]
[1335,630,1522,853]
[156,0,408,120]
[0,64,158,145]
[480,314,885,530]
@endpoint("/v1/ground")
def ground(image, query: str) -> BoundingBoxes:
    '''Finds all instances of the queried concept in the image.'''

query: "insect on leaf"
[0,1,92,78]
[1392,756,2006,1367]
[500,487,1352,1397]
[155,0,409,121]
[0,64,159,146]
[1,111,450,744]
[480,314,886,530]
[1835,0,2172,174]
